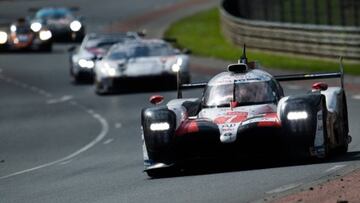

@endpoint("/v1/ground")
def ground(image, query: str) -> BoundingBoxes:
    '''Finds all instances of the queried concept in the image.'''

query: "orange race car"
[0,18,52,52]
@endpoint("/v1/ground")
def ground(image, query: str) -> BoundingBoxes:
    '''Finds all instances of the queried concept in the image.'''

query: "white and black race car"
[141,47,351,177]
[94,39,190,94]
[68,32,141,83]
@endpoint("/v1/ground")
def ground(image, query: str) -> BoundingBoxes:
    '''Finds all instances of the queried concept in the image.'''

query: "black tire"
[72,74,81,84]
[40,44,52,52]
[338,93,349,154]
[95,80,108,95]
[145,167,176,178]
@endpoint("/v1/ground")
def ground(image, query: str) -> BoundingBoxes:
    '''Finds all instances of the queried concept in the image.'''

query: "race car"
[29,7,85,42]
[141,47,351,177]
[0,18,52,52]
[68,32,141,83]
[94,39,191,94]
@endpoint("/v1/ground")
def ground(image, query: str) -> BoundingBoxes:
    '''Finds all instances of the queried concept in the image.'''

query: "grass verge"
[164,8,360,75]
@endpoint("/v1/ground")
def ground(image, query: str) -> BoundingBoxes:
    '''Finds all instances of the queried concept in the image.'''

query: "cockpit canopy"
[203,70,283,107]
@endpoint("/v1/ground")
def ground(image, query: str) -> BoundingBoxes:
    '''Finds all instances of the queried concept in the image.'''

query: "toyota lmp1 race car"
[94,39,190,94]
[141,48,351,177]
[68,32,142,83]
[0,18,52,52]
[29,7,85,42]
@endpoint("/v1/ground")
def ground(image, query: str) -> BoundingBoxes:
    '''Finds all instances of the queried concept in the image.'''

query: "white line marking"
[266,183,302,194]
[0,107,109,180]
[115,123,122,128]
[325,164,346,173]
[352,95,360,100]
[0,74,52,98]
[47,95,73,104]
[58,159,72,165]
[103,138,114,145]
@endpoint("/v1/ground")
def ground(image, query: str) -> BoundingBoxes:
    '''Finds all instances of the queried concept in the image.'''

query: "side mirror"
[137,30,146,37]
[149,95,164,105]
[68,46,76,53]
[163,37,177,43]
[182,48,192,55]
[92,55,103,61]
[312,82,328,91]
[230,101,238,109]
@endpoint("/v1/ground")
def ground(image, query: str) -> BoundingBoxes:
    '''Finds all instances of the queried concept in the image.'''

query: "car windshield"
[85,38,133,50]
[106,43,175,60]
[107,51,128,60]
[203,81,276,107]
[129,44,175,57]
[15,26,31,34]
[36,9,72,20]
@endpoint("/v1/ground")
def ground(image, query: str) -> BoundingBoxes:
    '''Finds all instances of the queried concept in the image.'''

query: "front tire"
[95,80,108,95]
[145,167,176,178]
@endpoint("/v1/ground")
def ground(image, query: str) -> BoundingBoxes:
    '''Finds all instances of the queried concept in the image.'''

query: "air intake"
[227,63,248,73]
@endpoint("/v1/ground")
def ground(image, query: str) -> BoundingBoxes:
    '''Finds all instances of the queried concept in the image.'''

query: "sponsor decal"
[214,112,248,124]
[175,120,199,136]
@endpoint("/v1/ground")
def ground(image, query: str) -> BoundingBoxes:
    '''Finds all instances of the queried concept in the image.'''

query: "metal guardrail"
[220,1,360,61]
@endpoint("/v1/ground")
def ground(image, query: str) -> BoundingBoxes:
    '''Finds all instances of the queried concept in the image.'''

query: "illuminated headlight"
[150,122,170,131]
[287,111,308,120]
[107,68,117,76]
[39,30,52,41]
[10,25,17,32]
[70,20,82,32]
[0,31,7,44]
[102,63,118,76]
[30,22,42,32]
[171,58,183,72]
[78,59,95,69]
[171,64,180,72]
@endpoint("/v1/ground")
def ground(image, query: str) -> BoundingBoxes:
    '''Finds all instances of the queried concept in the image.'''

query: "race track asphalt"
[1,0,360,202]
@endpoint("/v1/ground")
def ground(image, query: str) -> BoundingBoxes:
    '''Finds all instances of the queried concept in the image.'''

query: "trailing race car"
[68,32,141,83]
[0,18,52,52]
[141,47,351,177]
[29,7,85,42]
[94,39,190,94]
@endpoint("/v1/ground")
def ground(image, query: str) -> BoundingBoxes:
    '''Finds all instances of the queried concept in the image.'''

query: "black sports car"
[29,7,85,42]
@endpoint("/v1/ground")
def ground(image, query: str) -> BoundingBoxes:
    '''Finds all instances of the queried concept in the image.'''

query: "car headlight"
[78,59,95,69]
[0,31,8,44]
[39,30,52,41]
[70,20,82,32]
[171,58,183,72]
[287,111,308,120]
[150,122,170,131]
[10,25,17,32]
[101,63,118,76]
[30,22,42,32]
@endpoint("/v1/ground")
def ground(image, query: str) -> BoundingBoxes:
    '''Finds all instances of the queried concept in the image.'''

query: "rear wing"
[274,57,345,89]
[176,57,345,98]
